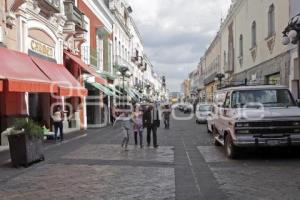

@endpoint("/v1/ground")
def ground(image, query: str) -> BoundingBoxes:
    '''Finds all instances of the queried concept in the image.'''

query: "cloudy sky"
[127,0,231,92]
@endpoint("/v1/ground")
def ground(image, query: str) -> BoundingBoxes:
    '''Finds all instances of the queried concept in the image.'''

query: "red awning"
[31,56,87,97]
[0,48,56,93]
[64,50,107,84]
[0,80,3,92]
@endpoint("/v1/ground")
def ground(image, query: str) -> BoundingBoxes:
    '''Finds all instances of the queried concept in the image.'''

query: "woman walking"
[52,106,64,142]
[133,105,144,148]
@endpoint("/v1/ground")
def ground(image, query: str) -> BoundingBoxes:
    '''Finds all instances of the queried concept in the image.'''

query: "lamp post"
[145,84,151,102]
[116,66,131,107]
[215,73,225,89]
[282,13,300,98]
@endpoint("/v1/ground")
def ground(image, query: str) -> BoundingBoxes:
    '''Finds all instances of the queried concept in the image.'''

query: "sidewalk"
[0,114,225,200]
[0,129,87,165]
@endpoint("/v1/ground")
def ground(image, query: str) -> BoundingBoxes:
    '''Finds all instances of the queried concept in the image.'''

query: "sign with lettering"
[28,37,55,59]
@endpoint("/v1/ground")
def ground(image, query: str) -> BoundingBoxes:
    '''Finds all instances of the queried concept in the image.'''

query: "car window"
[199,105,212,111]
[231,89,296,108]
[214,91,227,105]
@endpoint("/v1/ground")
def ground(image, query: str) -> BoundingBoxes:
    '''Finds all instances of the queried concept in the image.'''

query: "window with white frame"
[239,34,243,57]
[251,21,257,47]
[268,4,275,37]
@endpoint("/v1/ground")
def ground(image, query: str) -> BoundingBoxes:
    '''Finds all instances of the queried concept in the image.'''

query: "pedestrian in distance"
[162,104,171,129]
[114,111,133,151]
[110,104,116,125]
[133,105,144,148]
[143,103,160,148]
[52,106,65,142]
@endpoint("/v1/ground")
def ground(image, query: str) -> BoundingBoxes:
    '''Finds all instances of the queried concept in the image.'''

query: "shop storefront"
[0,47,87,144]
[205,82,217,103]
[64,51,110,128]
[266,73,280,85]
[204,73,217,103]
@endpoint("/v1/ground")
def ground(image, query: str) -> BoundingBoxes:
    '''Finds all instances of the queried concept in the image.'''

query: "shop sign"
[28,37,55,59]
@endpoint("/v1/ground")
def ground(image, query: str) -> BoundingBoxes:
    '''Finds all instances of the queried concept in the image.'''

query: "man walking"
[162,104,171,129]
[143,103,160,148]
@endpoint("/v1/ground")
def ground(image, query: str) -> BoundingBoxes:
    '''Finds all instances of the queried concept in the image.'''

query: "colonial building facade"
[187,0,297,102]
[225,0,290,86]
[0,0,89,145]
[0,0,163,145]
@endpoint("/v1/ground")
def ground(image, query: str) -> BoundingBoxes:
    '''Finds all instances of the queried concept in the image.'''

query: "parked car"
[180,105,185,112]
[212,85,300,159]
[207,106,215,133]
[177,104,192,113]
[183,106,192,113]
[195,104,213,124]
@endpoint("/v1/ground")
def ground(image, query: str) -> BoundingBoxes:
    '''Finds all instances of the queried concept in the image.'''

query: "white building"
[288,0,300,99]
[221,0,290,86]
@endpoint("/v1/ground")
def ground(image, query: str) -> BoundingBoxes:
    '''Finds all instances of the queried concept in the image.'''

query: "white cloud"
[127,0,231,92]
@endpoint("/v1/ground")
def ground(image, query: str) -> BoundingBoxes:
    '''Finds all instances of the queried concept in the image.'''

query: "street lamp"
[215,73,225,89]
[282,13,300,98]
[117,66,131,107]
[145,84,151,102]
[117,66,130,94]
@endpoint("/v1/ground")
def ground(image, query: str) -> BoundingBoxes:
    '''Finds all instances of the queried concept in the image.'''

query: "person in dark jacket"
[162,104,171,129]
[143,103,160,148]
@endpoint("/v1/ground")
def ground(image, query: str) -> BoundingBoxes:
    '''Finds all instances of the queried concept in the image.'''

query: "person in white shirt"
[52,106,64,142]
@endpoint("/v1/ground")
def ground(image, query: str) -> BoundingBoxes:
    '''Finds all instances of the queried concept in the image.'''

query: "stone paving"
[0,128,176,200]
[64,144,174,163]
[0,164,175,200]
[1,113,300,199]
[197,145,300,200]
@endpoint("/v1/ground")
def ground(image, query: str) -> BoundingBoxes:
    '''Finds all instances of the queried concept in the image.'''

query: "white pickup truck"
[211,85,300,159]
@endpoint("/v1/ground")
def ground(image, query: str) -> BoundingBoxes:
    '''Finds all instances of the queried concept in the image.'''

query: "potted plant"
[7,118,45,167]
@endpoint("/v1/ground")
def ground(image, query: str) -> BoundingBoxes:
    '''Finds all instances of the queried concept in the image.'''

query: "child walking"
[133,106,144,148]
[114,111,132,151]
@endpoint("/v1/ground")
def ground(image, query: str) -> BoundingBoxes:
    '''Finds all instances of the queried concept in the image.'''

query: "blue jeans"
[122,129,129,148]
[54,121,63,141]
[134,130,143,147]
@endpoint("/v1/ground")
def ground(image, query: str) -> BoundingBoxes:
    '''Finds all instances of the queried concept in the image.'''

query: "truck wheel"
[225,135,239,159]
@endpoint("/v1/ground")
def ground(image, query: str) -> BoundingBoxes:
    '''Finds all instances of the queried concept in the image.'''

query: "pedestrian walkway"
[0,113,225,200]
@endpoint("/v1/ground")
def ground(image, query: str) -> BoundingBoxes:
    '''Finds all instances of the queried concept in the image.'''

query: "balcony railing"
[39,0,60,16]
[114,55,133,72]
[64,0,85,31]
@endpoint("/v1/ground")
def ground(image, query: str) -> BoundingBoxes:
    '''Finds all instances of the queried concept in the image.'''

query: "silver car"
[195,104,213,124]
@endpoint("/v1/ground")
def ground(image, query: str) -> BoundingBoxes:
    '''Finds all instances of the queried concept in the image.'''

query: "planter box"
[8,132,44,167]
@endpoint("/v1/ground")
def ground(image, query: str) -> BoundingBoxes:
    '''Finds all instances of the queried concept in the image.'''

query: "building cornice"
[130,17,143,45]
[220,0,245,32]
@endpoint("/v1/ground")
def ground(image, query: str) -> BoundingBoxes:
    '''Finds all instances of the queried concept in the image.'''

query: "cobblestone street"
[1,113,300,200]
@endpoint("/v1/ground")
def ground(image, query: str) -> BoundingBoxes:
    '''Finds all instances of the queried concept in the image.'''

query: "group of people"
[113,103,172,151]
[51,103,172,148]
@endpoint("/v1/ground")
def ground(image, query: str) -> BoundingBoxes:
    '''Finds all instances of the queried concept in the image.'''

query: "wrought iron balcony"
[64,0,85,31]
[39,0,60,16]
[131,56,138,63]
[114,55,133,72]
